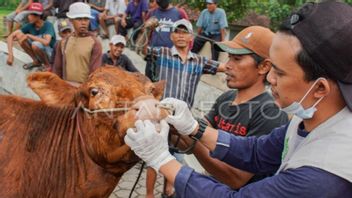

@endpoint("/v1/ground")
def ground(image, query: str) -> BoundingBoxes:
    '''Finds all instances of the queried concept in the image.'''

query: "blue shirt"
[21,21,56,48]
[196,8,228,35]
[125,0,148,23]
[174,124,352,197]
[150,46,219,107]
[149,7,184,48]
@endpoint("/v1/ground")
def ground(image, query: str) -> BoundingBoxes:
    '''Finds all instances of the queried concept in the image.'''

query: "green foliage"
[188,0,248,22]
[0,0,20,9]
[248,1,293,29]
[187,0,294,29]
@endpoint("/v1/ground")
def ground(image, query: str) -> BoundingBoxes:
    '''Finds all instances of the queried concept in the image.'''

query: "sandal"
[23,63,42,70]
[161,192,176,198]
[100,34,109,39]
[37,66,52,72]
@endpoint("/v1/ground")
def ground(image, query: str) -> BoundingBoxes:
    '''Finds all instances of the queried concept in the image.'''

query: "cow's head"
[27,66,166,169]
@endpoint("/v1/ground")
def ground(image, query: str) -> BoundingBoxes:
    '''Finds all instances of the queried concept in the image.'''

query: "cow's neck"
[0,105,120,197]
[76,110,138,175]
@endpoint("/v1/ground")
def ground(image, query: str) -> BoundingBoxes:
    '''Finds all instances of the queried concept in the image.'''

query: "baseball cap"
[215,26,274,59]
[66,2,93,19]
[283,1,352,111]
[27,2,43,15]
[110,35,126,46]
[58,19,72,33]
[206,0,217,4]
[172,19,193,33]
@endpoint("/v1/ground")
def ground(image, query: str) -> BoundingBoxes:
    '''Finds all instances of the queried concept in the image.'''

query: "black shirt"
[206,90,288,137]
[205,90,289,184]
[54,0,84,18]
[102,52,139,72]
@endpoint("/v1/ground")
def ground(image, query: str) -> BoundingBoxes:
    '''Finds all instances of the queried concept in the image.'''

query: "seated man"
[53,0,84,19]
[5,0,33,36]
[118,0,148,42]
[88,0,106,35]
[99,0,126,39]
[102,35,139,72]
[6,2,56,71]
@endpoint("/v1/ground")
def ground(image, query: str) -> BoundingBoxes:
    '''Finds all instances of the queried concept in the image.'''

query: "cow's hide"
[0,66,165,198]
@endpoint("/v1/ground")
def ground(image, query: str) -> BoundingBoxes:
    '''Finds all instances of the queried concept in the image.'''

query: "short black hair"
[250,53,264,66]
[277,23,334,82]
[30,13,44,20]
[248,53,268,84]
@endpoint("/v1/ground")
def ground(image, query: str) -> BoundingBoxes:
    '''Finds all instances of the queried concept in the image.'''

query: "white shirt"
[105,0,126,16]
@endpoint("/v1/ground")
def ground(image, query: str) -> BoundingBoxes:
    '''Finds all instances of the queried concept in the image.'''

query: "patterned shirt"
[149,46,219,107]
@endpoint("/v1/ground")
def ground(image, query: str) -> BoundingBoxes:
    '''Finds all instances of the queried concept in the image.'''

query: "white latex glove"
[161,98,198,136]
[124,120,175,171]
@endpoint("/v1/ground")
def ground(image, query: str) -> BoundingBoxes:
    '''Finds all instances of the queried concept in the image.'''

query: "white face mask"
[282,77,326,119]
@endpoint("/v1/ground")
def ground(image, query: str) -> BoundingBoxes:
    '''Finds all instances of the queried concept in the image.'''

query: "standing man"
[53,2,102,83]
[173,26,288,189]
[102,35,139,72]
[145,0,188,81]
[125,1,352,197]
[6,2,56,71]
[191,0,228,61]
[143,19,225,198]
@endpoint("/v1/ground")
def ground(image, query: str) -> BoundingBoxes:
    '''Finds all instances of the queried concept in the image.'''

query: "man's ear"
[314,78,331,98]
[27,72,78,106]
[258,59,272,75]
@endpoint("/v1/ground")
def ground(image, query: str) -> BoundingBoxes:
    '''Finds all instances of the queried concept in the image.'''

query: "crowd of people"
[4,0,352,197]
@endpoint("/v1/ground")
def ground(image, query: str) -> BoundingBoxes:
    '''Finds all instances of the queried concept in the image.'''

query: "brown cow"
[0,66,166,198]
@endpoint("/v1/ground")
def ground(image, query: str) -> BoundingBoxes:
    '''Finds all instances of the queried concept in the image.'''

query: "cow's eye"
[90,88,99,96]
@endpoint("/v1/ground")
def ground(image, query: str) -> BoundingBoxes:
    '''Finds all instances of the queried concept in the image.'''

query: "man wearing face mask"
[125,1,352,197]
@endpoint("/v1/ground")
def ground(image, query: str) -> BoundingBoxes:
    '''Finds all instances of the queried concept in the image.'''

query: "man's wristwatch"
[189,118,208,141]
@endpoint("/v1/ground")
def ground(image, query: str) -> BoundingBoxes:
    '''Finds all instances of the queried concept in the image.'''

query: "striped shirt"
[150,46,219,107]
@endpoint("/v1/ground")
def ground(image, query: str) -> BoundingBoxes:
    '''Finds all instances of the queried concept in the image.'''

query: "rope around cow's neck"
[80,103,175,115]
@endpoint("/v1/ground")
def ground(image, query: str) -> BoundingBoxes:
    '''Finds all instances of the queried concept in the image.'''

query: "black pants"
[144,53,159,82]
[191,33,221,61]
[118,18,143,42]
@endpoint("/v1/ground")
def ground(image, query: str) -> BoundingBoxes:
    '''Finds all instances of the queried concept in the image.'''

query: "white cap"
[172,19,193,33]
[206,0,217,3]
[110,35,126,46]
[66,2,93,19]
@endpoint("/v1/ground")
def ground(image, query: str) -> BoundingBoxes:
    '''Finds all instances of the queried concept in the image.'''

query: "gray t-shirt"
[196,8,228,34]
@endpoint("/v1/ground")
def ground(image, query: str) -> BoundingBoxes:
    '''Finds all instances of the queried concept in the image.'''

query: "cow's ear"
[27,72,78,106]
[151,80,166,100]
